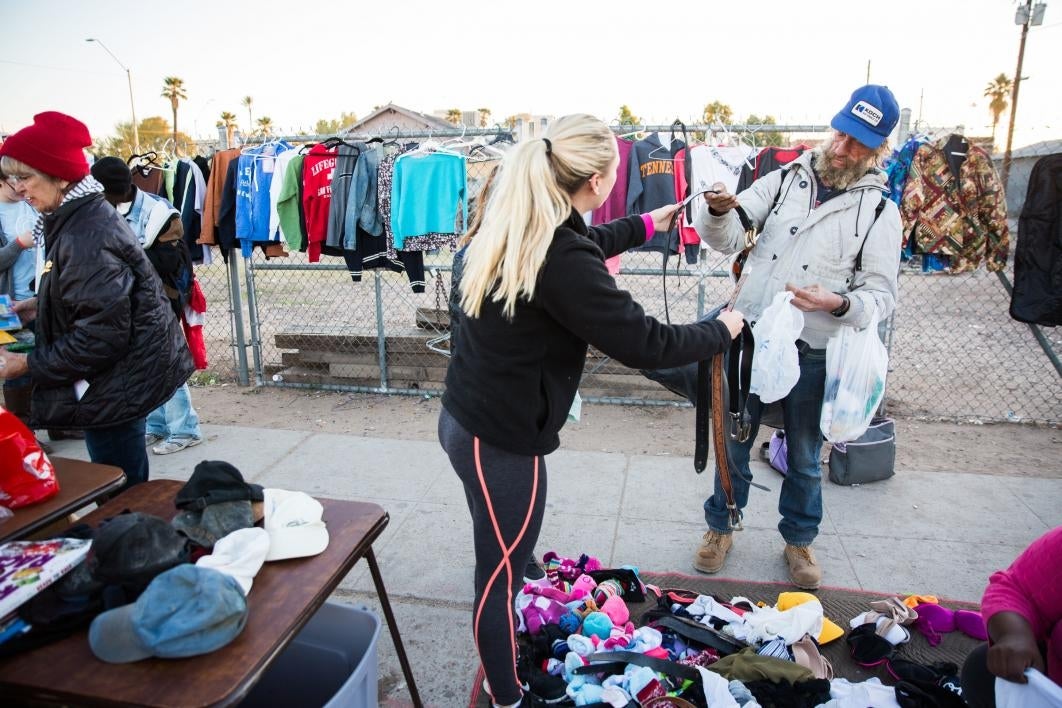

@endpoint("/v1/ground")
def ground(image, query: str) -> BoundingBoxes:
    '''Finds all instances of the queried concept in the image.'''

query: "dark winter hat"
[0,111,92,181]
[175,460,264,511]
[90,156,133,198]
[830,85,900,150]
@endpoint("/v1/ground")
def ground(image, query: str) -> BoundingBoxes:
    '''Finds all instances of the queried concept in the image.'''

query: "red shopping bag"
[0,407,58,509]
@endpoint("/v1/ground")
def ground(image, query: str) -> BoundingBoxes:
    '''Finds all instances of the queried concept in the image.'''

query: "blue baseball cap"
[88,565,247,663]
[830,85,899,149]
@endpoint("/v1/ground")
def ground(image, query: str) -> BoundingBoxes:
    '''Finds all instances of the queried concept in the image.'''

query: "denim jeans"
[84,417,149,490]
[146,384,201,441]
[704,342,828,546]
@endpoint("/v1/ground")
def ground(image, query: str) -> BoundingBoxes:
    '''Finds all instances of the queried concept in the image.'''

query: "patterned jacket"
[900,135,1009,272]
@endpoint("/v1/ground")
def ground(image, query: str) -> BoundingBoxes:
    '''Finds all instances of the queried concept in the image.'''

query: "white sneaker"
[152,436,203,455]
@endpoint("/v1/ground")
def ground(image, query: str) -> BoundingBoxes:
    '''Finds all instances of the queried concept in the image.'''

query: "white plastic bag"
[749,291,805,404]
[820,311,889,443]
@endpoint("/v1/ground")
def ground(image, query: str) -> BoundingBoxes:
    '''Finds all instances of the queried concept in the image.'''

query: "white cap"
[196,527,270,594]
[262,489,329,561]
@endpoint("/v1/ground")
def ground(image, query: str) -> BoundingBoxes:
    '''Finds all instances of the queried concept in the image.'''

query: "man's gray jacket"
[694,151,902,348]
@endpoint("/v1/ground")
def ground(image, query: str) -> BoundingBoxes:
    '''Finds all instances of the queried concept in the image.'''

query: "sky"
[2,0,1060,150]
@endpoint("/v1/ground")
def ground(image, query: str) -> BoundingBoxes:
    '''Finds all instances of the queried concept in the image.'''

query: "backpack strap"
[855,193,889,272]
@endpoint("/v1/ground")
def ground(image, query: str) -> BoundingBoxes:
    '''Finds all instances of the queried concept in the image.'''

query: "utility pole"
[86,38,140,153]
[1001,0,1047,187]
[866,60,871,84]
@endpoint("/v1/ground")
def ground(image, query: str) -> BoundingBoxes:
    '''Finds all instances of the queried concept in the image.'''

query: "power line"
[0,58,118,76]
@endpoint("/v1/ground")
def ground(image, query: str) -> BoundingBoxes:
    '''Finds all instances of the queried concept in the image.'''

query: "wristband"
[830,294,851,317]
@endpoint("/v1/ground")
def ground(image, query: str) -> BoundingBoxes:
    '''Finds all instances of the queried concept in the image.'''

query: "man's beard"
[812,145,875,190]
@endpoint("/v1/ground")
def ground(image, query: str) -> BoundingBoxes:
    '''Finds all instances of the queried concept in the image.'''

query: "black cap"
[90,156,133,198]
[175,461,264,511]
[92,512,191,588]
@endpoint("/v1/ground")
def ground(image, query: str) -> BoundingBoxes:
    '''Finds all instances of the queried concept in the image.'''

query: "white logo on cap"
[852,101,883,126]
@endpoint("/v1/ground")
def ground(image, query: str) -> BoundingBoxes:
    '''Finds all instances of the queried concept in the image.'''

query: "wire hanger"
[645,119,687,160]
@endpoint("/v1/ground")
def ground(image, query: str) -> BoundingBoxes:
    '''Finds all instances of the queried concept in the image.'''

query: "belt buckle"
[728,413,752,443]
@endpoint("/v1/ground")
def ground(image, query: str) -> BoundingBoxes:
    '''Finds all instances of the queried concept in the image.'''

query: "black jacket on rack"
[1010,154,1062,326]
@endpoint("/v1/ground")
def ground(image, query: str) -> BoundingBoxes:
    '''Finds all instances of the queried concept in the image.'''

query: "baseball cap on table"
[262,489,329,561]
[175,461,264,510]
[88,565,247,663]
[0,111,92,182]
[171,500,255,549]
[195,527,270,594]
[830,84,900,150]
[92,512,191,589]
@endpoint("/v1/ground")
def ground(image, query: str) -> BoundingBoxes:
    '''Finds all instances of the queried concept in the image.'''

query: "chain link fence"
[192,128,1061,426]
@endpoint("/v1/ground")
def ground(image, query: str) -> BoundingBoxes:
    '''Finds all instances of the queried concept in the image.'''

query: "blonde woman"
[438,114,743,707]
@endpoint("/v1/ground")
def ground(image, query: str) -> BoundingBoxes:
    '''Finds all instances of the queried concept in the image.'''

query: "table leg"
[366,547,423,708]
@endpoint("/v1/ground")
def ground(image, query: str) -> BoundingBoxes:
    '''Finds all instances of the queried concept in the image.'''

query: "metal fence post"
[244,256,264,385]
[374,272,389,390]
[227,255,250,385]
[995,270,1062,378]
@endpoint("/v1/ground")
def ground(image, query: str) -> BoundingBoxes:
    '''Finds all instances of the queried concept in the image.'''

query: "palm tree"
[161,76,188,150]
[241,96,254,134]
[477,107,491,128]
[217,111,238,146]
[445,108,463,125]
[984,73,1013,148]
[256,116,274,137]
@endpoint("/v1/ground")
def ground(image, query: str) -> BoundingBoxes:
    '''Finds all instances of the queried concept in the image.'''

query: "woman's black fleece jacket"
[443,210,731,456]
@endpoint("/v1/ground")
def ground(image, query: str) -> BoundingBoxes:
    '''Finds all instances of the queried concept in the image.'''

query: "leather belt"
[693,321,753,530]
[693,205,761,530]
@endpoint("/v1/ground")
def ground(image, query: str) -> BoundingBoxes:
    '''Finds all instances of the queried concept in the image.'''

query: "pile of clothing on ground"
[511,551,987,707]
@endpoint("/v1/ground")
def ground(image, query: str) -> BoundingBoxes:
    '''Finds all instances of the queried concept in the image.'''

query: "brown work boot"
[693,530,733,574]
[784,544,822,590]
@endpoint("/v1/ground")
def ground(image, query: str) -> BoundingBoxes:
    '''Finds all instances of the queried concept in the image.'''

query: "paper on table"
[74,379,89,401]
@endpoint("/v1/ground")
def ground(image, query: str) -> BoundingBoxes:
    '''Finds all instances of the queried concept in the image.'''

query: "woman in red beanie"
[0,111,194,489]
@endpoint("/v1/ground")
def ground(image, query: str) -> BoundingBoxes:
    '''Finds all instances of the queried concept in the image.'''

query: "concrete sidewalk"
[49,424,1062,707]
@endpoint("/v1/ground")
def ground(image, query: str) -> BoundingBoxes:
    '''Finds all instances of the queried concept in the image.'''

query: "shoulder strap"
[855,193,889,272]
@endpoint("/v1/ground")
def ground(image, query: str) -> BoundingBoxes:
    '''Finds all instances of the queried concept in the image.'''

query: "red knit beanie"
[0,111,92,182]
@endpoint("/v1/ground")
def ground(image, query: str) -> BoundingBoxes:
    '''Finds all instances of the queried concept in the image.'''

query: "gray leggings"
[438,407,546,706]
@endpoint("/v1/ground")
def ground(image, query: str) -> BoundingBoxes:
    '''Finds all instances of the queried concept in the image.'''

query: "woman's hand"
[705,182,740,214]
[16,231,34,249]
[987,611,1046,683]
[716,309,745,339]
[12,297,37,325]
[648,203,682,232]
[0,350,29,380]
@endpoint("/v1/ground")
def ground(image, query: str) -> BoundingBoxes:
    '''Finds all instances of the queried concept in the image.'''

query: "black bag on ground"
[828,417,896,485]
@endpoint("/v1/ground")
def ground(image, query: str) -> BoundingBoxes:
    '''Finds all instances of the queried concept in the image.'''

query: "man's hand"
[988,611,1046,683]
[786,283,845,313]
[0,350,29,380]
[716,309,745,339]
[704,182,740,214]
[648,203,682,232]
[12,297,37,325]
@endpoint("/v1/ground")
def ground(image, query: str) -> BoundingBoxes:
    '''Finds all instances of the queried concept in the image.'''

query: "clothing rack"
[242,126,517,145]
[238,123,830,148]
[612,123,828,134]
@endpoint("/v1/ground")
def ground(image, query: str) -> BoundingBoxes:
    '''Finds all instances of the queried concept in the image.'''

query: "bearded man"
[691,85,902,589]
